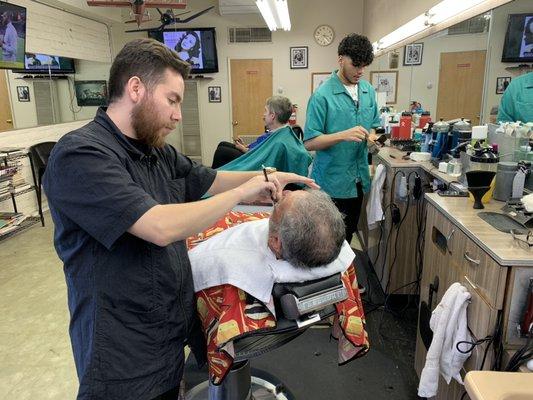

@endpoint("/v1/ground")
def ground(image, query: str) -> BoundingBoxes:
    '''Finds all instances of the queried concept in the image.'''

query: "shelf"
[0,186,35,203]
[0,216,41,243]
[504,64,532,73]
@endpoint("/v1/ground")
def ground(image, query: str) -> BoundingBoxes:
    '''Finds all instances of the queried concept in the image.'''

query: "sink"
[465,371,533,400]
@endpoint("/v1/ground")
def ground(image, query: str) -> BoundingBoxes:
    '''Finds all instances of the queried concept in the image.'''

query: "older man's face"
[270,190,306,225]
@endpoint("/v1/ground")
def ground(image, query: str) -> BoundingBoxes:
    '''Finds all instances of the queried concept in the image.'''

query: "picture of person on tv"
[1,11,18,62]
[175,31,203,69]
[520,16,533,58]
[26,53,41,67]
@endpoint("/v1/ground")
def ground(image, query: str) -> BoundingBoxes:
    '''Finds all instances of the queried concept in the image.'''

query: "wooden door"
[436,50,486,125]
[230,59,272,138]
[0,71,14,131]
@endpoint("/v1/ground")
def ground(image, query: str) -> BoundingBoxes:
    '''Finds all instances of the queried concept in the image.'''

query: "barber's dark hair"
[266,96,292,124]
[338,33,374,67]
[108,38,191,103]
[269,190,346,269]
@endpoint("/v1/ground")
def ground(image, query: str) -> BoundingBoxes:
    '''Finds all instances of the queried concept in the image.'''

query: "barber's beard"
[131,96,169,148]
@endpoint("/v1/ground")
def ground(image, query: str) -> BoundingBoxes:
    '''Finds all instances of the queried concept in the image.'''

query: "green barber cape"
[218,126,312,176]
[497,72,533,123]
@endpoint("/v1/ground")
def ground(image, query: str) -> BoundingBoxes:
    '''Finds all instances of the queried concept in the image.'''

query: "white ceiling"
[218,0,259,15]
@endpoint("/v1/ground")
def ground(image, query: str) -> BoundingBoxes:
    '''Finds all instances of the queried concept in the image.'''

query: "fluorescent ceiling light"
[256,0,291,31]
[373,0,498,53]
[428,0,486,25]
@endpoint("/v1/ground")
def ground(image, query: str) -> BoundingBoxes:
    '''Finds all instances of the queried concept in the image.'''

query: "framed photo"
[290,46,308,69]
[208,86,221,103]
[370,71,398,104]
[311,72,330,93]
[16,86,30,102]
[496,77,512,94]
[388,50,399,69]
[403,43,424,66]
[74,80,108,106]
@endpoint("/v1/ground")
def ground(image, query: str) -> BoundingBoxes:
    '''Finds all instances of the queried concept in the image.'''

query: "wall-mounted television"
[12,53,76,74]
[502,13,533,62]
[0,1,27,70]
[149,28,219,74]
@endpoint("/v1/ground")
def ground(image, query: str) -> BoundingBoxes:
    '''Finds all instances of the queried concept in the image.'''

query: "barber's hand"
[341,126,369,142]
[269,172,320,200]
[234,174,280,204]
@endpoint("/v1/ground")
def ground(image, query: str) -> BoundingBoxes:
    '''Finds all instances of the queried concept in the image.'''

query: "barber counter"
[362,146,532,399]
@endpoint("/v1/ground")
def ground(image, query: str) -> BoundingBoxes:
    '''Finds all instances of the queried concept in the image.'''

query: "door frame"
[0,70,16,131]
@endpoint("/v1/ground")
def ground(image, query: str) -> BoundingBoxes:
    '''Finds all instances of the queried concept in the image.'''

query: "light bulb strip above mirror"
[255,0,291,31]
[372,0,512,56]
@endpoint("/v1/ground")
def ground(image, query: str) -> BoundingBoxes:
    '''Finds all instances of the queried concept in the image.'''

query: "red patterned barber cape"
[187,211,369,384]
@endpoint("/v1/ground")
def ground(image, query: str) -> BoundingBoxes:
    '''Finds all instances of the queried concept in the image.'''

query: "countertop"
[376,146,457,185]
[425,193,533,267]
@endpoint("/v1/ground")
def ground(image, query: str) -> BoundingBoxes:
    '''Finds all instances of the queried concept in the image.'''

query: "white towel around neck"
[188,219,355,303]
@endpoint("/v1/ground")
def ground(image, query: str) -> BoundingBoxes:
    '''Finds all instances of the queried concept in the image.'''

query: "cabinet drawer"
[461,286,499,372]
[427,204,457,257]
[459,235,507,309]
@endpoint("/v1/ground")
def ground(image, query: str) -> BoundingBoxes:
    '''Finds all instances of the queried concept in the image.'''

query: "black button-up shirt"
[43,108,216,400]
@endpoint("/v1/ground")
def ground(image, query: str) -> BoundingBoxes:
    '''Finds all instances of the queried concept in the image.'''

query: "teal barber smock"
[218,126,312,176]
[304,71,381,198]
[497,72,533,123]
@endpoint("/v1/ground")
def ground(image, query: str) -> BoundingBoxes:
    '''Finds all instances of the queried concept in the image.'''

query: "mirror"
[390,0,530,126]
[0,59,111,132]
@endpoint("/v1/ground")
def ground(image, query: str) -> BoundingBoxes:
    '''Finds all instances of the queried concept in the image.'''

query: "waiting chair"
[186,273,348,400]
[28,141,56,226]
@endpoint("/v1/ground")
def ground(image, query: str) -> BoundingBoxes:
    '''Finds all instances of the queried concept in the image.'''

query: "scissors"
[261,165,278,204]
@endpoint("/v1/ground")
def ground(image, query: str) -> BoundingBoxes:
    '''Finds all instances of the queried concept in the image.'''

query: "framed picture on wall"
[370,71,398,104]
[311,72,330,93]
[290,46,308,69]
[16,86,30,102]
[496,77,511,94]
[208,86,221,103]
[74,80,108,106]
[403,43,424,66]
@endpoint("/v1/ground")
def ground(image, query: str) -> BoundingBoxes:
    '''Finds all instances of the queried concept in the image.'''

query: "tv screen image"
[0,1,26,70]
[502,13,533,62]
[13,53,76,74]
[149,28,219,74]
[74,80,108,107]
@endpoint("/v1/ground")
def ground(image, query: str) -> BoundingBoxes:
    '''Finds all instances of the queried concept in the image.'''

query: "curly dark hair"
[176,31,201,60]
[338,33,374,67]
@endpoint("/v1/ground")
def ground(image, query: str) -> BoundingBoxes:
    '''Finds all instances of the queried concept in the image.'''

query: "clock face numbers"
[314,25,334,46]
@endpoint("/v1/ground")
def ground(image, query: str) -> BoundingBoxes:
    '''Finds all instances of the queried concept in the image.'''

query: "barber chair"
[186,273,348,400]
[28,141,56,227]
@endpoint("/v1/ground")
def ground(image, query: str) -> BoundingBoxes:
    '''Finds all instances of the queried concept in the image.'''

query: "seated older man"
[213,96,312,177]
[188,190,355,303]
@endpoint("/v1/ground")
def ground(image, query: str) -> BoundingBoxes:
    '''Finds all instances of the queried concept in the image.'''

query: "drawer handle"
[464,252,480,266]
[446,229,455,254]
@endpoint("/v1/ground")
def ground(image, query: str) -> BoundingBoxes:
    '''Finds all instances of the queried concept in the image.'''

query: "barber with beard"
[43,39,317,400]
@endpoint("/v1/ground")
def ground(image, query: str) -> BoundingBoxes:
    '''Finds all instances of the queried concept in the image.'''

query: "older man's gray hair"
[269,190,346,268]
[266,95,293,124]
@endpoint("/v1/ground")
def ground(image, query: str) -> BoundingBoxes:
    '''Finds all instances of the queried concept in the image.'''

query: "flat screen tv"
[149,28,219,74]
[12,53,76,74]
[0,1,26,70]
[502,13,533,62]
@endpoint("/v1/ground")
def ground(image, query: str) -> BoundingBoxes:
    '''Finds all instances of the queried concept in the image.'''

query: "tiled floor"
[0,215,78,399]
[1,215,418,399]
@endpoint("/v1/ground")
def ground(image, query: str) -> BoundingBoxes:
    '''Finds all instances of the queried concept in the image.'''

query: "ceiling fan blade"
[178,6,214,23]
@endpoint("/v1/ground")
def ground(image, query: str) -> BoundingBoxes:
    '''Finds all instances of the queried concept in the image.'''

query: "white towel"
[188,219,355,303]
[366,163,387,228]
[418,282,472,398]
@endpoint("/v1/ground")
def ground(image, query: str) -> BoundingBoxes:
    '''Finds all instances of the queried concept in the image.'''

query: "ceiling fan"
[125,6,214,33]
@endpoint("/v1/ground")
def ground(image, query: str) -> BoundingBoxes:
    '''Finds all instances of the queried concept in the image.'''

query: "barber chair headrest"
[273,273,348,321]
